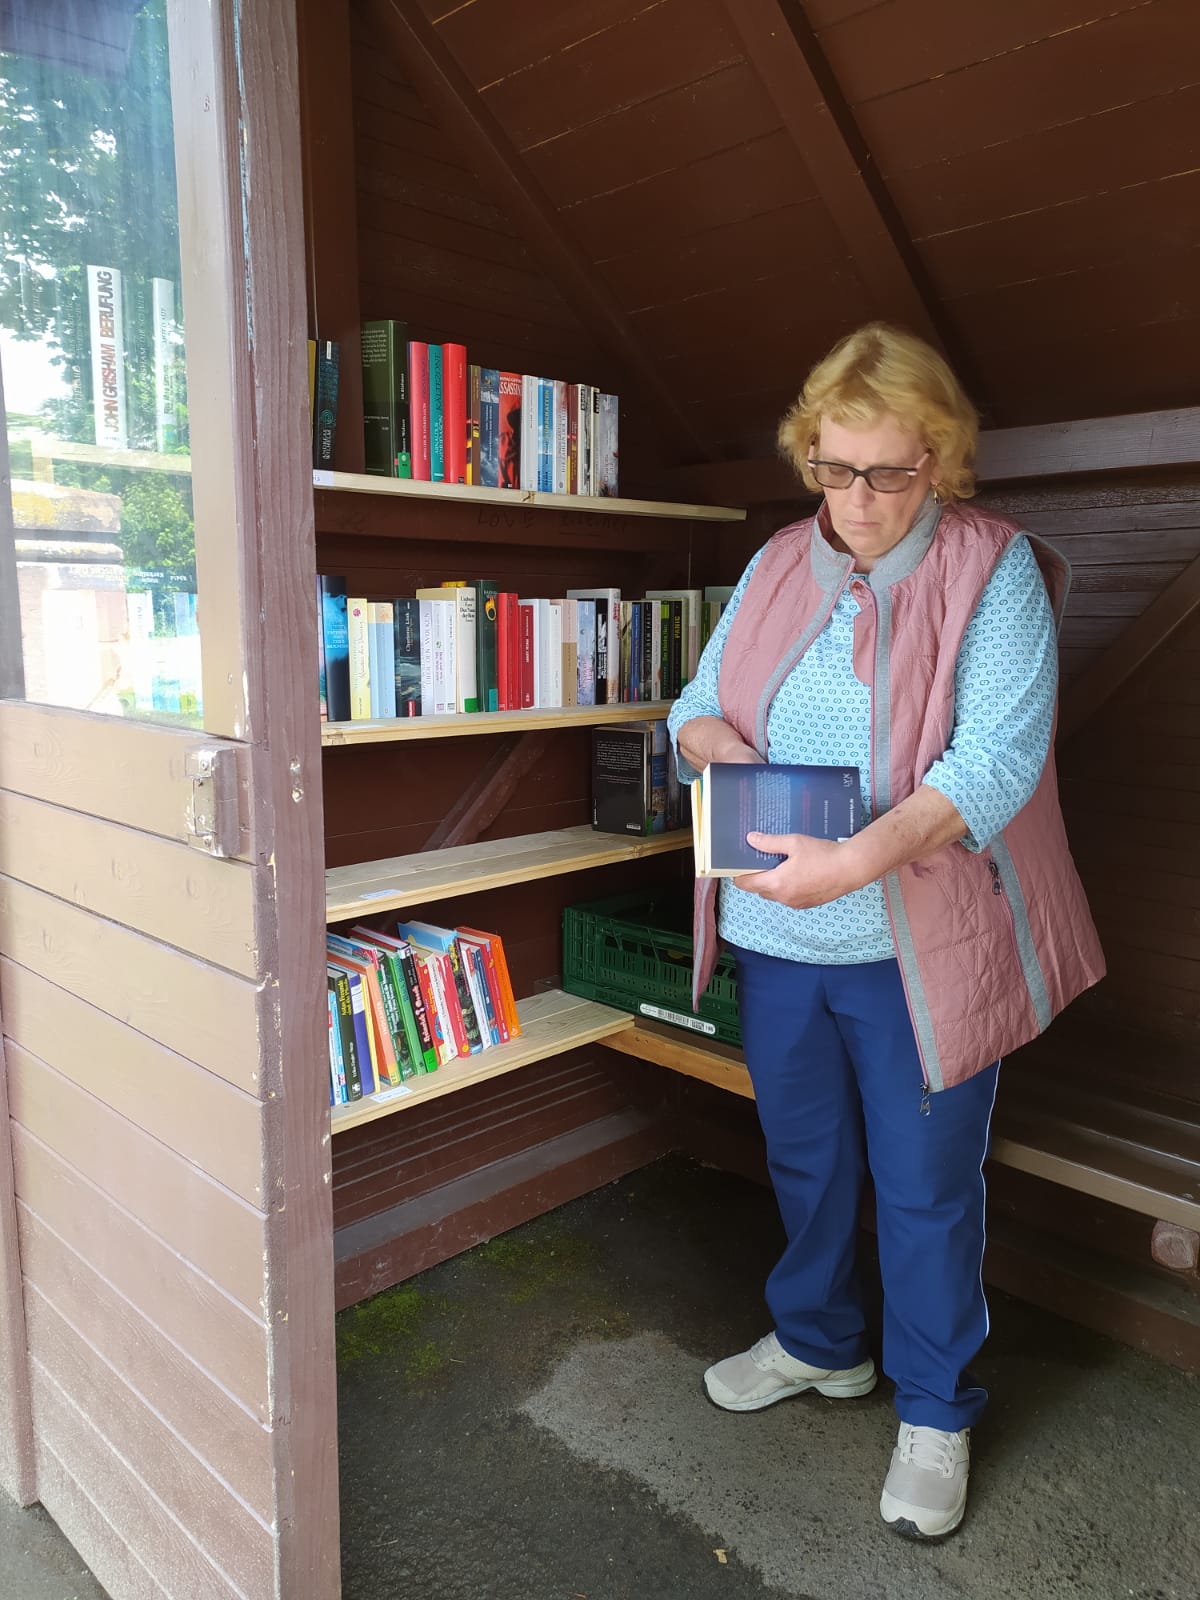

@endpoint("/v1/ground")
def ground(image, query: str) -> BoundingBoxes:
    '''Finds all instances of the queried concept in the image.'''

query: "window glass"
[1,0,201,723]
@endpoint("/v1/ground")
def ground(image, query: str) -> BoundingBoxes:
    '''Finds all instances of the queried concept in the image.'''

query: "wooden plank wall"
[0,704,281,1600]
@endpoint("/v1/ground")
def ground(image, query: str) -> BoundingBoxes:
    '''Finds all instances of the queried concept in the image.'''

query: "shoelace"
[899,1426,966,1478]
[750,1333,781,1367]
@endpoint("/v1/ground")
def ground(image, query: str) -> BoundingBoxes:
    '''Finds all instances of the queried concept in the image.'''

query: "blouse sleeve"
[922,534,1058,851]
[666,547,765,783]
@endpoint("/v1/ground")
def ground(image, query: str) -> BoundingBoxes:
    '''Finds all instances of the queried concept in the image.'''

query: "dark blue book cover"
[480,368,500,487]
[698,763,862,876]
[392,597,421,717]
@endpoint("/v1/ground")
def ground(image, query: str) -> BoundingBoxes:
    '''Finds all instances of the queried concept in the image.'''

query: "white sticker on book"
[639,1003,716,1035]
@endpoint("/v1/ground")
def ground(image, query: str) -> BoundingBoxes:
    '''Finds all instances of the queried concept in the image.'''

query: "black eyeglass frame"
[806,450,931,494]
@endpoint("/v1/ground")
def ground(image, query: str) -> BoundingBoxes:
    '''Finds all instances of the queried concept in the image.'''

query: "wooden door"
[0,2,338,1596]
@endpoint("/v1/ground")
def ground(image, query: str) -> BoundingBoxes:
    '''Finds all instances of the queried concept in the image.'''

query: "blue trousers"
[732,946,999,1431]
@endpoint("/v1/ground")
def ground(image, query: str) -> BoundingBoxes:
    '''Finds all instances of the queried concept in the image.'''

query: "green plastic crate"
[562,888,741,1044]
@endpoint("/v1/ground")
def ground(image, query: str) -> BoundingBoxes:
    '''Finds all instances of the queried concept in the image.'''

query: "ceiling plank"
[1058,549,1200,744]
[717,0,957,357]
[361,0,711,462]
[655,407,1200,506]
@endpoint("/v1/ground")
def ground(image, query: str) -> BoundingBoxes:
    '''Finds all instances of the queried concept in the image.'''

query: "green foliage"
[118,473,195,585]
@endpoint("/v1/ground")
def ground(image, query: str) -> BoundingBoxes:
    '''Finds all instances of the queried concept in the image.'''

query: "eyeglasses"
[807,451,930,494]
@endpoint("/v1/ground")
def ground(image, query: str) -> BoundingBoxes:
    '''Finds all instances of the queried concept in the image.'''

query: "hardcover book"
[498,371,522,489]
[312,340,340,468]
[442,341,467,485]
[361,318,411,477]
[320,575,350,722]
[428,343,445,482]
[691,763,863,877]
[408,341,431,480]
[346,597,371,720]
[480,368,501,488]
[392,597,421,717]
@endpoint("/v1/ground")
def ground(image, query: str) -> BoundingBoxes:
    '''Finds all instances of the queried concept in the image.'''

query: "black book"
[592,724,653,836]
[361,318,411,477]
[312,340,340,468]
[392,597,421,717]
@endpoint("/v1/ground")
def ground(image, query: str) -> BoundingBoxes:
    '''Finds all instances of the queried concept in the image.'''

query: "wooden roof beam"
[362,0,711,463]
[717,0,961,360]
[1058,548,1200,744]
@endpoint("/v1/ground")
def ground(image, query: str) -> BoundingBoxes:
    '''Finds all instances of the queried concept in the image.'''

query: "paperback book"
[691,763,863,877]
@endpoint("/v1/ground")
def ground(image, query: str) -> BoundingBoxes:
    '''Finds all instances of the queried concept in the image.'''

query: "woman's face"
[814,415,939,572]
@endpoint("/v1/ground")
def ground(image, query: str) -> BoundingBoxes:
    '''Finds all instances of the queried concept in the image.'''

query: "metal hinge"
[185,746,240,858]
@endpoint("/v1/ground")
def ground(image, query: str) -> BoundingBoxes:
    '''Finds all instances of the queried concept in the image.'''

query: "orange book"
[326,949,400,1088]
[458,926,521,1038]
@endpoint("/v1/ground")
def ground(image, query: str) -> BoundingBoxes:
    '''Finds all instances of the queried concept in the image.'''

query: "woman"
[668,323,1104,1540]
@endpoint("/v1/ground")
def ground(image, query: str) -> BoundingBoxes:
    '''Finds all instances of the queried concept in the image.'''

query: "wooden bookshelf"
[329,988,634,1132]
[603,1017,754,1099]
[322,701,674,747]
[313,468,746,522]
[327,824,691,922]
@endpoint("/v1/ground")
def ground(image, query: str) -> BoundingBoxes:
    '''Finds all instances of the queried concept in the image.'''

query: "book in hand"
[691,763,862,877]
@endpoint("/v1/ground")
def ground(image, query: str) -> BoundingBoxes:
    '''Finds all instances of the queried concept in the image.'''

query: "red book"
[408,342,431,481]
[518,601,534,708]
[498,370,522,490]
[457,929,510,1043]
[504,592,520,710]
[443,341,467,485]
[497,590,513,711]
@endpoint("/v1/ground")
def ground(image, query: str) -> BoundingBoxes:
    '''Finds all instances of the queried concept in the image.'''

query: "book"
[320,576,350,721]
[556,595,578,708]
[326,982,346,1104]
[576,599,596,706]
[346,597,371,720]
[326,939,402,1088]
[327,966,362,1100]
[417,596,456,715]
[455,929,510,1043]
[333,932,420,1082]
[316,576,328,720]
[356,930,438,1073]
[592,725,655,836]
[645,588,701,687]
[442,341,467,484]
[312,340,339,468]
[538,378,553,492]
[428,343,445,482]
[361,318,411,477]
[396,920,485,1055]
[466,362,481,486]
[408,341,431,480]
[419,585,477,713]
[393,598,421,717]
[457,926,521,1038]
[566,589,620,704]
[596,391,618,495]
[520,374,538,490]
[690,763,863,878]
[480,368,501,489]
[368,601,396,719]
[553,378,568,495]
[498,371,522,489]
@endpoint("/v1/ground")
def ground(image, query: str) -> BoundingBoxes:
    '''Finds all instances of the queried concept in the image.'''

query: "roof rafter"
[362,0,712,462]
[717,0,961,359]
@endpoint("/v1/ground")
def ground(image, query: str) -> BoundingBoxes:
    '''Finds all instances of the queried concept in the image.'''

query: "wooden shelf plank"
[327,824,691,922]
[322,701,674,747]
[602,1017,754,1099]
[329,990,634,1132]
[313,469,746,522]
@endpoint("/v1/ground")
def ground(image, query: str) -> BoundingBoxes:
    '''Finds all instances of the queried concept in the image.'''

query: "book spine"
[408,342,431,480]
[489,934,521,1038]
[320,576,350,722]
[393,597,421,717]
[326,979,347,1103]
[398,945,438,1072]
[466,361,481,486]
[476,580,499,713]
[520,375,537,491]
[312,340,339,468]
[565,382,578,495]
[518,601,535,708]
[596,392,618,495]
[375,952,417,1080]
[316,575,328,720]
[553,378,568,495]
[480,368,501,489]
[475,937,509,1043]
[346,972,375,1094]
[498,371,521,489]
[331,971,361,1099]
[428,344,445,482]
[537,378,553,492]
[576,599,596,706]
[360,319,396,477]
[454,587,479,713]
[346,597,371,720]
[414,953,451,1066]
[640,599,653,703]
[447,941,484,1054]
[506,592,521,711]
[443,341,467,485]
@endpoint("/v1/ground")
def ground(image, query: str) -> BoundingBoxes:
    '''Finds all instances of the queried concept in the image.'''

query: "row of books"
[326,920,521,1106]
[591,722,685,837]
[318,578,733,723]
[362,318,619,495]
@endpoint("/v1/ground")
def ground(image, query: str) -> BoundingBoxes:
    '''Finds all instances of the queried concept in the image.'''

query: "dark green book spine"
[361,318,410,477]
[398,945,438,1073]
[475,580,499,713]
[386,952,423,1079]
[331,969,362,1099]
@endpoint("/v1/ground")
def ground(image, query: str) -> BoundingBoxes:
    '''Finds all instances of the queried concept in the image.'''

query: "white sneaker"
[704,1331,877,1412]
[879,1423,970,1539]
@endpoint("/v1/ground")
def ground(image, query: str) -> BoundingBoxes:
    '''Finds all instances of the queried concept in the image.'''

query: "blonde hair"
[777,323,978,500]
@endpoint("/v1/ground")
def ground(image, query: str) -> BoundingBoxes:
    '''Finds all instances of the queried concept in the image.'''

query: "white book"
[418,597,437,715]
[546,599,563,707]
[417,597,456,715]
[520,374,538,491]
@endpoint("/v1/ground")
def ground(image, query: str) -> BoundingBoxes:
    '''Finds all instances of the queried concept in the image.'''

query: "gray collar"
[811,492,942,592]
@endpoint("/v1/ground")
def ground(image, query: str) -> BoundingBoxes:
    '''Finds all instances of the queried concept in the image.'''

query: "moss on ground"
[336,1283,449,1379]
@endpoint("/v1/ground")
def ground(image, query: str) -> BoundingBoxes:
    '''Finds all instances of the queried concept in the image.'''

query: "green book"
[475,580,499,713]
[361,318,411,478]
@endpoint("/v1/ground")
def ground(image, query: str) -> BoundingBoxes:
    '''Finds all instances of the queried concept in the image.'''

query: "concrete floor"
[2,1153,1198,1598]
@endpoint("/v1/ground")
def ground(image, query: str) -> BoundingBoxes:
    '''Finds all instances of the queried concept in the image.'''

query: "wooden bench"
[606,1015,1200,1257]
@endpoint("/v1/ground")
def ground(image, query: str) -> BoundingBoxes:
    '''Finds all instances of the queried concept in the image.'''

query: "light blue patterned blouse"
[667,514,1058,964]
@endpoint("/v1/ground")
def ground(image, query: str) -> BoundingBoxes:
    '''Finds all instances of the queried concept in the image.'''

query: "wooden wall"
[0,706,282,1598]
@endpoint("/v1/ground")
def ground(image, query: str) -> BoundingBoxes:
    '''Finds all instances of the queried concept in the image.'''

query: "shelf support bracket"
[424,729,556,850]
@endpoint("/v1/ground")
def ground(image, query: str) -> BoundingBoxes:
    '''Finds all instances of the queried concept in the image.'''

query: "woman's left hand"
[735,832,865,908]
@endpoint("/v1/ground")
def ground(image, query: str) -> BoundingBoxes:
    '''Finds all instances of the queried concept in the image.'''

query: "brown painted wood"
[0,1006,34,1507]
[424,730,555,849]
[28,1294,272,1596]
[234,0,343,1588]
[717,0,951,351]
[297,0,365,472]
[363,0,710,461]
[1060,550,1200,741]
[20,1207,273,1522]
[14,1132,270,1421]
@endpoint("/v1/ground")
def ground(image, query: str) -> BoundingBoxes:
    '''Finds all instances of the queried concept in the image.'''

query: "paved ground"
[2,1153,1199,1598]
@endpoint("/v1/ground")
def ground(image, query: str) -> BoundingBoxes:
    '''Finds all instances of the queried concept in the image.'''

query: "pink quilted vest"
[691,499,1105,1091]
